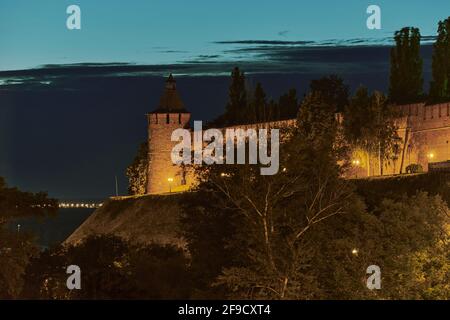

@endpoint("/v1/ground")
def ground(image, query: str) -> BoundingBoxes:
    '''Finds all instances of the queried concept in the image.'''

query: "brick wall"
[146,103,450,193]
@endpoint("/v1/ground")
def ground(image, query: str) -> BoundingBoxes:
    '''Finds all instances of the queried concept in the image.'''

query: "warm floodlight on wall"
[167,177,174,193]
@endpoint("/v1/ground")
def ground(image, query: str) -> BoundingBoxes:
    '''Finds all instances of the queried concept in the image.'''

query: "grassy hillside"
[65,193,186,248]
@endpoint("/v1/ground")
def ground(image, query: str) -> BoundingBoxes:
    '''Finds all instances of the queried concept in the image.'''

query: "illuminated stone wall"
[349,103,450,178]
[146,103,450,194]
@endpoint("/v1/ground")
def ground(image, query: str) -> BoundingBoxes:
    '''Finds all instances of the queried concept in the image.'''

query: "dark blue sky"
[0,1,444,199]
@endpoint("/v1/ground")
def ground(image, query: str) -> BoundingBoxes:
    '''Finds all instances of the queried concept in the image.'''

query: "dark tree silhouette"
[389,27,423,104]
[278,88,298,120]
[309,75,349,112]
[126,142,148,195]
[430,17,450,103]
[0,177,57,298]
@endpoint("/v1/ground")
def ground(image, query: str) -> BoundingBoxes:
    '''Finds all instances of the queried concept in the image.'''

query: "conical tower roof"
[151,74,189,113]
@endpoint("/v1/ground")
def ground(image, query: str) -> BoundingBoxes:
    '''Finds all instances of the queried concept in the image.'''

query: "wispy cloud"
[0,35,435,89]
[214,35,436,47]
[214,40,315,45]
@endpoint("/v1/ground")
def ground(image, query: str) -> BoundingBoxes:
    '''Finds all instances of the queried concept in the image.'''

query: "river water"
[10,208,95,249]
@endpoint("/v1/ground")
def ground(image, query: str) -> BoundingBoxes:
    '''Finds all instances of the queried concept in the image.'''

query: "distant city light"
[58,202,103,209]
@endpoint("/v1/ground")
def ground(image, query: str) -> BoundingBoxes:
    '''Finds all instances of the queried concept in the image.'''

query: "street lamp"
[167,177,173,193]
[352,159,361,178]
[427,152,435,161]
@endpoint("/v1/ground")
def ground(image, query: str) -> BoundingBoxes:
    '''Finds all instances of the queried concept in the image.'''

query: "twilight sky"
[0,1,448,199]
[0,0,449,71]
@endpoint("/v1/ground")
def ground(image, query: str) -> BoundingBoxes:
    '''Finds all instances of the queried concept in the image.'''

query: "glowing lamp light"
[352,159,361,166]
[167,177,174,193]
[427,152,435,160]
[351,248,359,256]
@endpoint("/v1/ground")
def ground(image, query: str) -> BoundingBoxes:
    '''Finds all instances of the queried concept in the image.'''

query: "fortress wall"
[146,104,450,194]
[223,119,296,131]
[350,104,450,177]
[395,103,450,172]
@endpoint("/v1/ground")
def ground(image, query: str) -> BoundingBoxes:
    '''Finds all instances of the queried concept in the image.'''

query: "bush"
[406,163,423,174]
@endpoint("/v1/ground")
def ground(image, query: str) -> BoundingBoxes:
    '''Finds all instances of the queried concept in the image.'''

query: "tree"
[267,99,279,122]
[184,170,449,299]
[309,75,349,112]
[389,27,423,104]
[293,192,449,299]
[211,69,300,126]
[368,193,449,299]
[126,142,148,195]
[186,93,354,299]
[225,67,247,125]
[208,67,248,127]
[21,235,192,299]
[344,88,401,176]
[253,82,267,122]
[0,177,57,298]
[429,17,450,103]
[181,192,239,298]
[278,88,298,120]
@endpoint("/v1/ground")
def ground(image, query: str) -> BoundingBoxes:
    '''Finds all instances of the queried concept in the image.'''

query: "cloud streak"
[0,35,435,90]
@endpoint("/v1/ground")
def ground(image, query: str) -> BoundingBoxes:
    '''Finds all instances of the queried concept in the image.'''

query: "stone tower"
[146,74,191,194]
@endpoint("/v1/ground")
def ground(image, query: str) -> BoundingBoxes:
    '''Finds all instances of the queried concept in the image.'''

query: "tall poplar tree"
[389,27,423,104]
[253,82,267,122]
[429,17,450,102]
[225,67,247,125]
[278,88,298,120]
